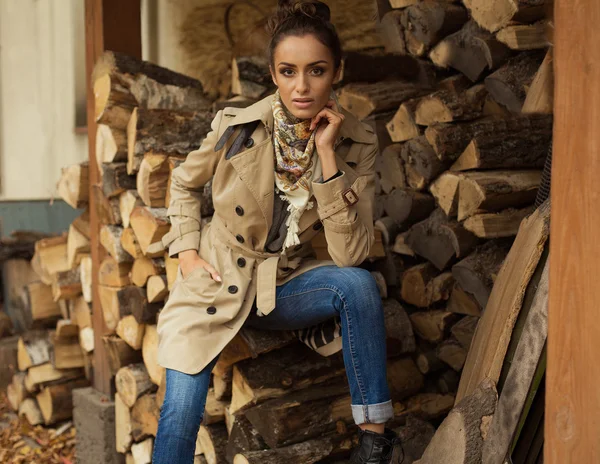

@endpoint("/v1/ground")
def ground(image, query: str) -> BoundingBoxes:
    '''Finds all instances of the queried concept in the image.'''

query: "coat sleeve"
[311,136,378,268]
[166,110,225,258]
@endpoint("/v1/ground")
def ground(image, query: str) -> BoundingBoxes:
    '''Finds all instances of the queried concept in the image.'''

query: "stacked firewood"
[3,229,92,428]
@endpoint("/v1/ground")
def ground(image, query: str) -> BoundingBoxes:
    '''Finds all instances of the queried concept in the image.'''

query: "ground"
[0,392,76,464]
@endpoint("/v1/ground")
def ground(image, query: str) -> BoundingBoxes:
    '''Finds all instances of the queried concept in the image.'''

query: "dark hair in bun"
[267,1,342,70]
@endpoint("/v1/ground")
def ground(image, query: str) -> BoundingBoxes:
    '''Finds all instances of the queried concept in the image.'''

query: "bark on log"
[451,315,479,350]
[415,85,488,125]
[386,98,422,142]
[92,185,122,226]
[233,437,338,464]
[225,415,266,464]
[51,268,82,301]
[464,0,548,33]
[199,423,229,464]
[383,298,417,356]
[115,392,133,453]
[36,378,89,425]
[99,256,132,287]
[436,338,467,371]
[495,21,549,50]
[429,20,511,81]
[462,206,534,238]
[406,209,477,270]
[103,335,143,377]
[100,225,133,264]
[401,136,447,185]
[18,331,51,371]
[116,315,146,350]
[380,10,407,54]
[409,310,460,343]
[416,343,446,375]
[484,50,546,112]
[457,170,541,221]
[379,145,406,193]
[116,363,155,408]
[388,357,426,401]
[401,263,454,307]
[57,163,89,209]
[397,393,456,422]
[231,56,273,99]
[100,163,136,198]
[447,283,483,317]
[93,51,210,129]
[131,393,160,441]
[383,189,436,228]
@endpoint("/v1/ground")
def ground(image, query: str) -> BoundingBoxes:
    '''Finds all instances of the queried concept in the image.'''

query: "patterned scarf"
[271,89,323,251]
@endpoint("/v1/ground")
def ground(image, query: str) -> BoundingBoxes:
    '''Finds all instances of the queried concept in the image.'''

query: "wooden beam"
[548,1,600,462]
[85,0,141,395]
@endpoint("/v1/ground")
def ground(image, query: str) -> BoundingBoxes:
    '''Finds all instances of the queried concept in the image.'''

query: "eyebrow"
[277,60,328,67]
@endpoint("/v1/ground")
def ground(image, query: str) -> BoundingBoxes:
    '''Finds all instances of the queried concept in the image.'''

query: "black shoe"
[349,427,404,463]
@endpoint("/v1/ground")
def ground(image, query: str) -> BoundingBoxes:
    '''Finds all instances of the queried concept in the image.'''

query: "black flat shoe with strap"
[349,427,405,464]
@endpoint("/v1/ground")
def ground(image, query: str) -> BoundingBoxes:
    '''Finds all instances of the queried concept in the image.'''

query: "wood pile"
[33,0,551,459]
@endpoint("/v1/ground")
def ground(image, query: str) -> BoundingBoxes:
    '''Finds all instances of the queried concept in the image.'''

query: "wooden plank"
[482,258,548,464]
[85,0,141,395]
[548,1,600,461]
[456,200,549,403]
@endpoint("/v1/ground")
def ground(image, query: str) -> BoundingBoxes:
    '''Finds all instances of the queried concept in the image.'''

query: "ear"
[270,65,278,87]
[333,65,342,85]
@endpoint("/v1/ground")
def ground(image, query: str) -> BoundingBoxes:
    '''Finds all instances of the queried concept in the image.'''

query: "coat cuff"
[168,231,201,258]
[312,170,357,223]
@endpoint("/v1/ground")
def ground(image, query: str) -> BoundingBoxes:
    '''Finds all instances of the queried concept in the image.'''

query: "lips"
[292,99,314,109]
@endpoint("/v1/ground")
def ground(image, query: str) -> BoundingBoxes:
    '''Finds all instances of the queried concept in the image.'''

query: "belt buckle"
[342,187,358,206]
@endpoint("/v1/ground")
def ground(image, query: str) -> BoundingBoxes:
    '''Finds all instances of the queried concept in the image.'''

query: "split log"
[451,316,479,350]
[67,223,90,269]
[233,435,345,464]
[7,372,28,411]
[131,437,154,464]
[429,171,462,217]
[409,310,460,343]
[18,331,51,371]
[484,50,546,112]
[72,296,91,328]
[392,231,416,256]
[522,49,553,114]
[18,398,44,426]
[406,209,477,270]
[226,415,267,463]
[338,81,430,120]
[437,369,460,394]
[495,21,549,50]
[131,393,159,441]
[103,335,143,377]
[414,379,497,464]
[92,185,122,225]
[79,327,95,353]
[100,225,133,264]
[126,107,210,175]
[415,85,488,125]
[147,275,169,303]
[71,209,91,240]
[394,416,437,463]
[462,206,534,238]
[380,10,407,54]
[396,393,455,422]
[403,2,469,57]
[401,136,447,186]
[121,227,144,260]
[464,0,548,33]
[93,51,209,129]
[386,98,422,142]
[96,124,127,165]
[383,298,417,356]
[203,388,227,425]
[36,378,89,425]
[136,154,171,207]
[51,332,85,369]
[199,424,229,464]
[401,263,454,307]
[99,256,132,287]
[387,357,425,400]
[129,207,170,257]
[383,189,436,228]
[214,368,233,402]
[116,363,155,408]
[99,285,158,332]
[25,363,83,392]
[429,20,511,81]
[51,268,82,301]
[231,56,272,99]
[55,319,79,339]
[116,315,146,350]
[142,325,164,386]
[230,345,345,414]
[119,190,143,228]
[457,170,541,221]
[80,256,93,302]
[448,283,482,317]
[100,163,136,198]
[416,344,446,375]
[436,338,467,371]
[131,257,165,287]
[244,380,351,448]
[116,392,133,453]
[57,162,89,209]
[379,145,406,192]
[23,282,61,323]
[33,235,70,285]
[452,240,512,308]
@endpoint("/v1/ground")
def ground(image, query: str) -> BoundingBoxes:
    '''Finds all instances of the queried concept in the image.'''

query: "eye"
[310,67,325,76]
[279,68,295,77]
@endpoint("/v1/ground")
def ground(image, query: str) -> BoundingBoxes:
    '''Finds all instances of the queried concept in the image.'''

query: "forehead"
[274,34,333,65]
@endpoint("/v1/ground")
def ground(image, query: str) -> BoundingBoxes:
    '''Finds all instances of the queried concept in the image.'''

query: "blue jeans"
[152,265,393,464]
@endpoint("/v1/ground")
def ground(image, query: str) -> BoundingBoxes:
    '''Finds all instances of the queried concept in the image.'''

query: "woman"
[152,1,404,463]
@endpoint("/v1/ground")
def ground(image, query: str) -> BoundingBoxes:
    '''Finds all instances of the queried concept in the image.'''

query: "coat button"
[244,138,254,148]
[237,257,246,267]
[236,234,245,243]
[313,222,323,230]
[228,285,238,294]
[207,306,217,315]
[235,206,244,216]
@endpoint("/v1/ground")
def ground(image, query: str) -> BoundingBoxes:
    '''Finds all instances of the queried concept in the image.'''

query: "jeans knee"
[335,267,381,312]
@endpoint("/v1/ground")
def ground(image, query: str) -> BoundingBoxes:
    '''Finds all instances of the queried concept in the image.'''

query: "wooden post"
[85,0,141,395]
[548,1,600,462]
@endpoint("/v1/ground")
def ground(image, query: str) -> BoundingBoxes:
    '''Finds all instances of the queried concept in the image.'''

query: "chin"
[285,105,319,121]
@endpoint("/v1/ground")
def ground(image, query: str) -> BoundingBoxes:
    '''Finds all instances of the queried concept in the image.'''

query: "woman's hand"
[310,99,345,157]
[178,249,221,282]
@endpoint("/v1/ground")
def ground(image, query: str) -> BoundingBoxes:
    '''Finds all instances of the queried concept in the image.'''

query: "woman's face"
[270,34,340,120]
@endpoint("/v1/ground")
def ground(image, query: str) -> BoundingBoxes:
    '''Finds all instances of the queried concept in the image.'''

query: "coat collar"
[225,92,374,144]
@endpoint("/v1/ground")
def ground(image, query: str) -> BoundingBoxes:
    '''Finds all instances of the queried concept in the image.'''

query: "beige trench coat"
[153,93,379,375]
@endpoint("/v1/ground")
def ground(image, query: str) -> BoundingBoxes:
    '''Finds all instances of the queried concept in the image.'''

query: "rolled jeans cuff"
[351,400,394,425]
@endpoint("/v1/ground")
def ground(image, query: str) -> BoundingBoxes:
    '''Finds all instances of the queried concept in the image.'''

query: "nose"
[296,73,309,95]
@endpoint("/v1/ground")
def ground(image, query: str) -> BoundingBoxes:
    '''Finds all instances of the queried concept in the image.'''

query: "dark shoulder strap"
[214,120,261,160]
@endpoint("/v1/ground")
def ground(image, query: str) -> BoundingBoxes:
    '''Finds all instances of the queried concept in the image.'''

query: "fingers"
[310,106,344,130]
[203,262,222,282]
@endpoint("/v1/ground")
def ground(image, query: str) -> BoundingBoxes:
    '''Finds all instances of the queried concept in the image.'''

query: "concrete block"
[73,387,125,464]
